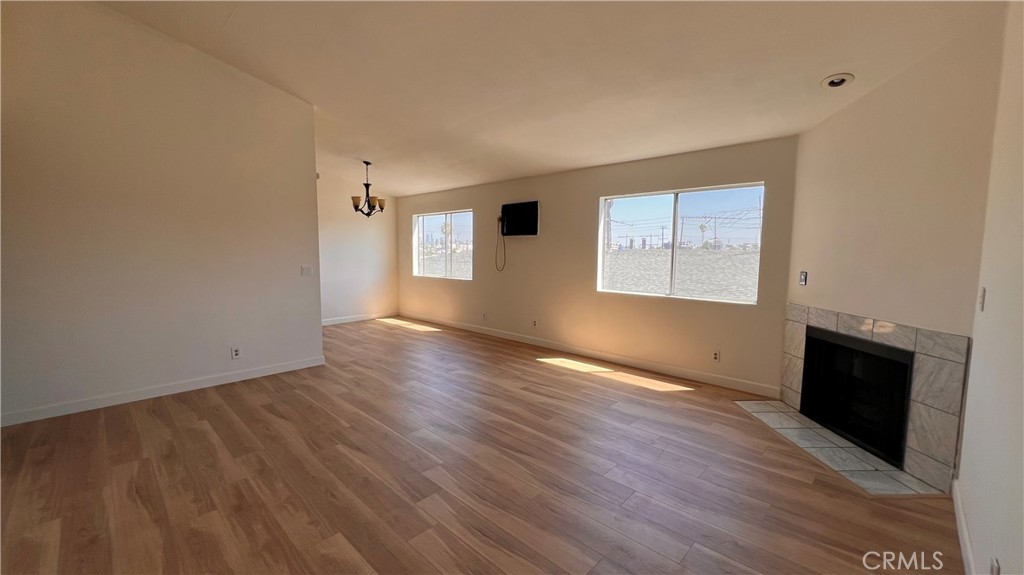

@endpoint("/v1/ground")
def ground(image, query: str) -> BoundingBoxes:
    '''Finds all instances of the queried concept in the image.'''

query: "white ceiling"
[108,1,986,197]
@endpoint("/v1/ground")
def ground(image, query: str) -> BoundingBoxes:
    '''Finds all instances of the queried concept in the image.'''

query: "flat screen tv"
[501,201,539,236]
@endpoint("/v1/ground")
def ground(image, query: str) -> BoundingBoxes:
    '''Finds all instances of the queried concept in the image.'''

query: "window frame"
[412,209,474,280]
[596,182,765,305]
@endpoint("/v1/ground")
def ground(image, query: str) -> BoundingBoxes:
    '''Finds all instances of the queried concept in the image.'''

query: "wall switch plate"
[799,271,808,286]
[979,286,987,311]
[300,265,313,276]
[230,347,241,360]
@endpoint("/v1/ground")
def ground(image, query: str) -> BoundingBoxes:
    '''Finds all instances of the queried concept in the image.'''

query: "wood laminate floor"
[1,318,963,574]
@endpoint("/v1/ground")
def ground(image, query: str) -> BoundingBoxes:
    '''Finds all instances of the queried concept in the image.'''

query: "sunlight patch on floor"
[596,371,694,392]
[537,357,612,373]
[537,357,693,391]
[377,318,442,332]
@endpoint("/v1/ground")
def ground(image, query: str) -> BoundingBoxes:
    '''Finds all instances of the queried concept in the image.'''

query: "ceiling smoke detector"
[821,73,855,89]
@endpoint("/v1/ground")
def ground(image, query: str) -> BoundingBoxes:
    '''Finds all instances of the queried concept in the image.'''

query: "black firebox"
[800,327,913,467]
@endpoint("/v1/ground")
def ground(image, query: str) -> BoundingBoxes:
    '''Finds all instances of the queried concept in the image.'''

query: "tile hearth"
[737,400,941,496]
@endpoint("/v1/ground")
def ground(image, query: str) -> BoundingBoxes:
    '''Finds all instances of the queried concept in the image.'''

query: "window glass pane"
[600,193,674,294]
[418,214,447,277]
[450,211,473,279]
[673,186,763,303]
[413,210,473,279]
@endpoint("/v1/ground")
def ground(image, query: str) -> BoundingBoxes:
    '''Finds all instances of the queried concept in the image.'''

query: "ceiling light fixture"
[351,160,385,217]
[821,72,855,89]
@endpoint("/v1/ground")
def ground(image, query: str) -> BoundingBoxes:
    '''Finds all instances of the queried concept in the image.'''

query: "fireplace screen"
[801,327,913,467]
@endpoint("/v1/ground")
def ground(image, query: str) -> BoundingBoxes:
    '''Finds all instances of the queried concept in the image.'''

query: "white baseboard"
[322,312,394,326]
[400,313,779,398]
[952,479,977,575]
[0,355,326,426]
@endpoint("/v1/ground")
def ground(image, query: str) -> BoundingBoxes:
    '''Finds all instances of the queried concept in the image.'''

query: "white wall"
[1,3,324,424]
[789,7,1006,336]
[317,169,398,325]
[397,138,798,396]
[956,4,1023,574]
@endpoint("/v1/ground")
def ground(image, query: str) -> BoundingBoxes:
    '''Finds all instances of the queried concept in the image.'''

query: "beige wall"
[317,169,398,325]
[789,7,1005,336]
[1,3,323,424]
[956,4,1023,574]
[397,138,797,396]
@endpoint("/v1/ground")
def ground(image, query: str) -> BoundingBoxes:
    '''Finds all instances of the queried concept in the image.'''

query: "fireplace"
[781,304,970,492]
[801,326,914,467]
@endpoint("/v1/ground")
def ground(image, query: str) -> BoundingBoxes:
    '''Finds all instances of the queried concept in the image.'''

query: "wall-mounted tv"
[501,201,539,236]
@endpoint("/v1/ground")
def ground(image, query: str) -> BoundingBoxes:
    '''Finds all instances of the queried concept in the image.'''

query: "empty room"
[2,2,1021,574]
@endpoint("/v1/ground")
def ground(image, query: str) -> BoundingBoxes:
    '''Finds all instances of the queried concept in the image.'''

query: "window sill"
[413,274,474,281]
[597,288,757,306]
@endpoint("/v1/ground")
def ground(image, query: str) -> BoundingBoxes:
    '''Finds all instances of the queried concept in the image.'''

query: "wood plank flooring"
[1,318,964,574]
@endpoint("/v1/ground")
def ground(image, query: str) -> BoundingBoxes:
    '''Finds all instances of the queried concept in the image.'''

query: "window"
[598,184,764,304]
[413,210,473,279]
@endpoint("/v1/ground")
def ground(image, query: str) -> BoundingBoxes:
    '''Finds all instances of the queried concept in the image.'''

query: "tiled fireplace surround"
[779,303,970,493]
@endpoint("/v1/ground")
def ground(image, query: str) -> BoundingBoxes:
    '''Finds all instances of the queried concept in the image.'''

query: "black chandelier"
[350,160,385,217]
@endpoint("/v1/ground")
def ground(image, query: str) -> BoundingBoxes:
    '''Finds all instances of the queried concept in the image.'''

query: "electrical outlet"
[482,313,488,322]
[799,271,808,286]
[990,558,1000,575]
[712,350,721,363]
[532,320,537,328]
[979,286,987,311]
[230,346,241,360]
[300,265,313,277]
